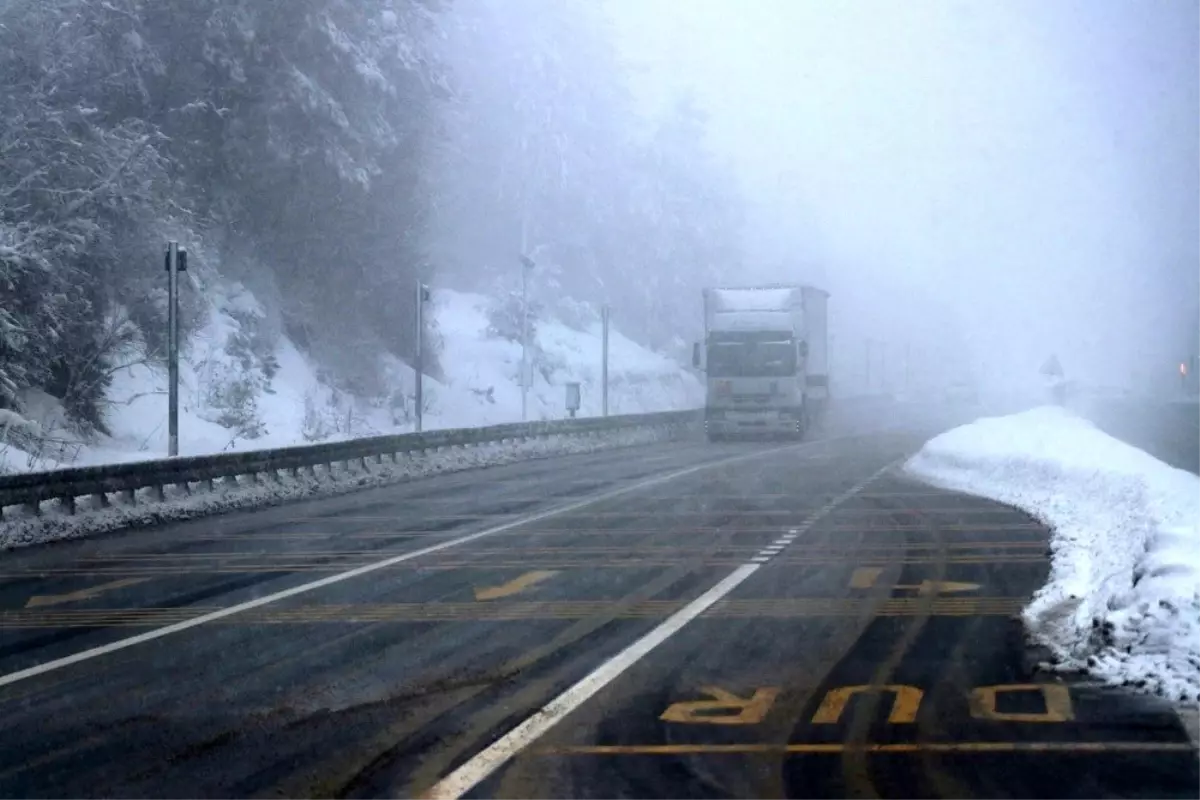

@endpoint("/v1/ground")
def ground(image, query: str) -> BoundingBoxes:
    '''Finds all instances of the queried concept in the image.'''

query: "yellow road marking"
[473,571,558,601]
[907,580,981,595]
[24,578,148,609]
[848,568,980,594]
[849,567,884,588]
[660,687,780,725]
[969,684,1074,723]
[67,540,1049,559]
[0,554,1050,579]
[0,597,1029,627]
[812,685,923,725]
[531,741,1198,756]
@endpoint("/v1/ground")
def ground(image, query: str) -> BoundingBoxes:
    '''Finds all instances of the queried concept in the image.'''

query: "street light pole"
[865,339,873,394]
[415,282,429,432]
[904,342,912,395]
[519,254,534,422]
[601,304,610,417]
[164,242,187,457]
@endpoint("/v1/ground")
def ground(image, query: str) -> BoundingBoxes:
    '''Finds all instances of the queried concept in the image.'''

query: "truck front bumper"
[704,408,804,438]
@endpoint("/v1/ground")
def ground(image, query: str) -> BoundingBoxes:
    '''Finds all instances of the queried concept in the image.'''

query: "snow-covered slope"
[0,287,701,473]
[433,291,701,428]
[904,406,1200,702]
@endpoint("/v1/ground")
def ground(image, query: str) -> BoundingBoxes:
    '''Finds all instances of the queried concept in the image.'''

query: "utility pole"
[879,341,888,393]
[519,254,535,421]
[601,304,610,417]
[865,339,873,394]
[904,343,912,395]
[164,242,186,456]
[415,282,429,432]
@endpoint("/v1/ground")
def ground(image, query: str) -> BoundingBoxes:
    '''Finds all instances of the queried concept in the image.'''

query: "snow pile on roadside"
[904,405,1200,701]
[0,424,680,552]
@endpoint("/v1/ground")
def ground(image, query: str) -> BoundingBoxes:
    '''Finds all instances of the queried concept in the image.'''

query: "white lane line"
[421,461,894,800]
[422,564,759,800]
[750,557,770,563]
[0,443,813,690]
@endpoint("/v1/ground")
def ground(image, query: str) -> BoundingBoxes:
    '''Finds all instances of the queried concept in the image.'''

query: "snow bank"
[0,426,679,551]
[904,405,1200,701]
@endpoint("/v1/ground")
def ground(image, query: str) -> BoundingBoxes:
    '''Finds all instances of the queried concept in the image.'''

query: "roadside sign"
[564,383,578,419]
[1039,355,1063,379]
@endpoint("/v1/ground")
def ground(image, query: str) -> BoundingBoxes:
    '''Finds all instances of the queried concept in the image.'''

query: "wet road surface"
[0,404,1194,798]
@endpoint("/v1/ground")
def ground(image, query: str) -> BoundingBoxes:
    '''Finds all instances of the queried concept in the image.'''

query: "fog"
[2,1,1195,436]
[606,0,1199,397]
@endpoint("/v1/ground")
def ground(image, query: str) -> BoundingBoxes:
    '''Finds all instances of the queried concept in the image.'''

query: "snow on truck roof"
[706,286,827,313]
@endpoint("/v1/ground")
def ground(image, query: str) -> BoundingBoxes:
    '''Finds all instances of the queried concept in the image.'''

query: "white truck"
[692,284,829,441]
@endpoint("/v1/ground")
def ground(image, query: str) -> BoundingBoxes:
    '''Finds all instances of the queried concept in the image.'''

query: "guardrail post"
[23,499,39,516]
[59,495,75,514]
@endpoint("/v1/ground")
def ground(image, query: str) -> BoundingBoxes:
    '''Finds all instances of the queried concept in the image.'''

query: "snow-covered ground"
[0,286,701,474]
[904,405,1200,702]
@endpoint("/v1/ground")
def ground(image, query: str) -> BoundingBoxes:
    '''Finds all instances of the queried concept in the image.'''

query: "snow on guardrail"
[0,411,698,551]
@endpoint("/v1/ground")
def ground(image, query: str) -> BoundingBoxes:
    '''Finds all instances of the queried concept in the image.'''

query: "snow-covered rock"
[903,405,1200,702]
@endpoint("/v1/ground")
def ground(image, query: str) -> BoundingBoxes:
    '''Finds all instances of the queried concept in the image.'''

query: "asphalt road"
[0,403,1195,798]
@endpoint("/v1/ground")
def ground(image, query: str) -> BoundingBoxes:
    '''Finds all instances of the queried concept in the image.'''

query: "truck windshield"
[708,340,796,377]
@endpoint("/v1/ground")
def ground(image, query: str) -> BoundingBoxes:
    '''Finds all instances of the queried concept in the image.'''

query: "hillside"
[0,286,701,474]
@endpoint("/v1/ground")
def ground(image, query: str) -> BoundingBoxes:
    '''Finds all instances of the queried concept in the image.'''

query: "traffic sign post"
[1040,354,1065,405]
[565,382,581,418]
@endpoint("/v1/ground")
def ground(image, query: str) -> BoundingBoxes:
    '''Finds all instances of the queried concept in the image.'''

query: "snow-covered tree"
[0,0,450,429]
[427,1,745,353]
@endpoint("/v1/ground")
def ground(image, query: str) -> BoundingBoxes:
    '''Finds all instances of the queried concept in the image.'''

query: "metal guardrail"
[0,410,700,518]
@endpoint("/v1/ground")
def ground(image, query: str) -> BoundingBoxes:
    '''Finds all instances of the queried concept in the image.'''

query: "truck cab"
[694,285,828,441]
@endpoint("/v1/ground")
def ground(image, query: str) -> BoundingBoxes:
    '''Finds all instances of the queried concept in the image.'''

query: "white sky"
[604,0,1198,394]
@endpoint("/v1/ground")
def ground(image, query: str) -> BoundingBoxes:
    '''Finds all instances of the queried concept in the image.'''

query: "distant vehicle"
[943,380,979,405]
[692,284,829,441]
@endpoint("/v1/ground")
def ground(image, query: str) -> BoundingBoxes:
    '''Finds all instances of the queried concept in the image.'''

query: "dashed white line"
[421,461,895,799]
